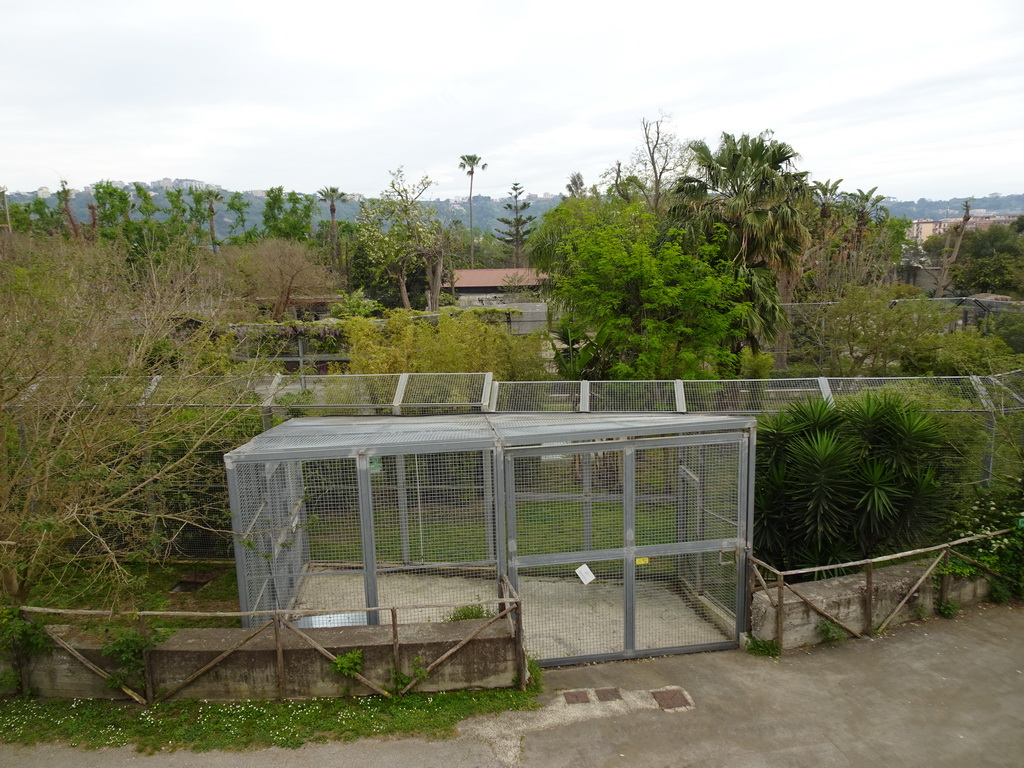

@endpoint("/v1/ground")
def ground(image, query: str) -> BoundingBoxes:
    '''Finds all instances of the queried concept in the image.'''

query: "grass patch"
[0,667,543,752]
[817,618,848,644]
[744,634,780,658]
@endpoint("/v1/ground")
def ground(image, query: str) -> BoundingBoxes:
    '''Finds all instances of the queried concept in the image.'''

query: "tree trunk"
[398,276,411,309]
[774,269,798,370]
[935,203,971,297]
[468,173,475,269]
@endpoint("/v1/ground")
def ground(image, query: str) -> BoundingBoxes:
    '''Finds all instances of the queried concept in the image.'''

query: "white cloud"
[4,0,1023,201]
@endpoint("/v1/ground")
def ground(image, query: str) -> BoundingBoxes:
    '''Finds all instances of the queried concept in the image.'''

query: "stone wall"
[15,618,518,701]
[750,562,990,649]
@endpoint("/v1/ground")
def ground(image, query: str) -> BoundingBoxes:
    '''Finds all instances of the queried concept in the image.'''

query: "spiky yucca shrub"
[754,393,947,570]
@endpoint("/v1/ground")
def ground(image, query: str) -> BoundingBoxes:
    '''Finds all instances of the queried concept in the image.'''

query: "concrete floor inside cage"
[290,566,734,661]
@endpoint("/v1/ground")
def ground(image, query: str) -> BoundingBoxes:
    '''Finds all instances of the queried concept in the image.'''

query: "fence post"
[391,607,400,675]
[939,546,951,607]
[775,572,785,649]
[273,613,285,699]
[139,613,154,705]
[970,375,997,485]
[864,562,873,635]
[515,600,527,691]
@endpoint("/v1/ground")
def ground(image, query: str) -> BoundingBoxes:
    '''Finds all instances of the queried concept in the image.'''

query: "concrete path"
[2,603,1021,767]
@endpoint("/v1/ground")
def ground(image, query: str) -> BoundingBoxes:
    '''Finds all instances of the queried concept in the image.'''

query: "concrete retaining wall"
[751,562,990,649]
[16,618,518,701]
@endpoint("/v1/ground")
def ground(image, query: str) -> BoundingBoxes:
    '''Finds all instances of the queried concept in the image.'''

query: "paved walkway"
[2,603,1022,767]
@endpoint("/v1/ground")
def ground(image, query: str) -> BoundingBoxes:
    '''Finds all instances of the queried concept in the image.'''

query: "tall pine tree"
[496,182,536,266]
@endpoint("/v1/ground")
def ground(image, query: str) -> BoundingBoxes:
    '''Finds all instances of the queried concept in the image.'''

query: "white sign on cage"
[575,563,595,585]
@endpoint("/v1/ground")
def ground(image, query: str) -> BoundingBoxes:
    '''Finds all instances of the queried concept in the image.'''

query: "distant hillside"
[884,193,1024,220]
[7,183,564,240]
[12,181,1022,237]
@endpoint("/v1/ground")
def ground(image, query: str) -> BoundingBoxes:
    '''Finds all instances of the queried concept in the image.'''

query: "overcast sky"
[4,0,1023,203]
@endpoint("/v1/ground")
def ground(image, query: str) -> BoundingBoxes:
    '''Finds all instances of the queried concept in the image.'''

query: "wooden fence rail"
[13,591,525,705]
[750,528,1017,651]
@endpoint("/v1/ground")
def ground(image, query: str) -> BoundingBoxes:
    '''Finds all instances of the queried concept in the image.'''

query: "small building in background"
[446,268,546,307]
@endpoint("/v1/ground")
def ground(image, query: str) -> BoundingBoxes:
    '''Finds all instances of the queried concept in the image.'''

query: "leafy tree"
[565,172,587,198]
[755,393,947,569]
[358,169,453,311]
[542,199,747,379]
[225,191,253,244]
[187,187,211,244]
[56,180,81,240]
[458,154,487,268]
[495,183,536,266]
[951,224,1024,298]
[206,190,224,251]
[603,116,688,217]
[229,238,334,321]
[787,285,958,376]
[671,131,810,349]
[0,234,267,604]
[934,200,972,297]
[13,198,64,236]
[261,187,318,240]
[93,181,134,236]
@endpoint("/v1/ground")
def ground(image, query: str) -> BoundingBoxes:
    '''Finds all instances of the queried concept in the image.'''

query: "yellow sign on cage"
[635,557,649,565]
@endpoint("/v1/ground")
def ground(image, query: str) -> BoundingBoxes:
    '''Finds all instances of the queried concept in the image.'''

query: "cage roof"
[224,412,755,464]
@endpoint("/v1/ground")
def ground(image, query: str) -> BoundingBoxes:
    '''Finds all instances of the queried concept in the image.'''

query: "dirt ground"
[291,569,732,660]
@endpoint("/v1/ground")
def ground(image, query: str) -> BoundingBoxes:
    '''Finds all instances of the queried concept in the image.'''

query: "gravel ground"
[292,569,731,659]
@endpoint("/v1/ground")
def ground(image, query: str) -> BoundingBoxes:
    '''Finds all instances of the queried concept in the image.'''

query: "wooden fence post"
[273,614,286,699]
[139,613,154,705]
[939,546,951,607]
[864,562,874,635]
[775,572,785,649]
[391,608,400,675]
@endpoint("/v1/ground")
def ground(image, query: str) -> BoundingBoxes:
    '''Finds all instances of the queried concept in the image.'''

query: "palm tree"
[671,131,809,349]
[458,154,487,268]
[317,186,348,279]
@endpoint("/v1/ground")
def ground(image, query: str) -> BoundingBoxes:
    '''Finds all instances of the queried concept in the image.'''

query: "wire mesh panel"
[634,443,740,547]
[826,377,987,410]
[493,381,581,412]
[400,373,489,413]
[683,379,821,413]
[290,457,364,618]
[988,371,1024,409]
[512,449,624,555]
[274,374,401,415]
[589,381,678,412]
[371,450,499,623]
[516,560,625,660]
[506,429,750,665]
[633,551,737,652]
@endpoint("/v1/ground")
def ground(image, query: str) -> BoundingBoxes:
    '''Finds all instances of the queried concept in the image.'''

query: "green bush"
[947,476,1024,599]
[817,618,847,643]
[937,600,961,619]
[755,392,948,570]
[332,648,364,678]
[745,634,781,658]
[444,603,494,622]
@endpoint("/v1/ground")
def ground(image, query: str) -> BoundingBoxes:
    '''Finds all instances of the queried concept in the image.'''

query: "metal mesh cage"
[226,412,755,663]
